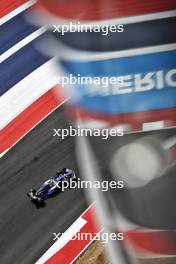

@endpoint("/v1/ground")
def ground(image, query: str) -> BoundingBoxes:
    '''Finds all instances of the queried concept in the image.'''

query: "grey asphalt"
[0,106,88,264]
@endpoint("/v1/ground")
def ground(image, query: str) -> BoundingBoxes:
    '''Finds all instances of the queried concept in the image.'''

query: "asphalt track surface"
[0,106,88,264]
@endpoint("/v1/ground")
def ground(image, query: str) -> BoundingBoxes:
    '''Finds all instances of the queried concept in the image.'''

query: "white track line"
[35,203,96,264]
[1,0,36,25]
[0,97,69,159]
[0,149,10,158]
[35,217,87,264]
[0,27,47,63]
[0,59,59,129]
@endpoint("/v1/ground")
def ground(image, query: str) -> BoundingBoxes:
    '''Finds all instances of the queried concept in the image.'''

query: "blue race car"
[27,168,76,205]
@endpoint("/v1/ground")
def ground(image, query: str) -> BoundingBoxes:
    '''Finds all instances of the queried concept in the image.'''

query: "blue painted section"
[0,33,50,96]
[60,50,176,114]
[0,7,38,54]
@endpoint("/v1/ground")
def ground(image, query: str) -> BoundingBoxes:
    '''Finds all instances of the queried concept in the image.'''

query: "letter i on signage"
[156,71,165,89]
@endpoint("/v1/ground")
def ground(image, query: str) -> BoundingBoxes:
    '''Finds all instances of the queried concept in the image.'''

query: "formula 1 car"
[27,168,76,205]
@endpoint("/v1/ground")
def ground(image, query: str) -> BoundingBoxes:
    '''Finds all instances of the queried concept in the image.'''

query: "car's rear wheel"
[27,189,36,199]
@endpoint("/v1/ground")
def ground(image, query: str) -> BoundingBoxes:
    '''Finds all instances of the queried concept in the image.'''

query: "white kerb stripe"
[0,0,36,25]
[0,98,70,158]
[0,59,59,129]
[0,27,47,63]
[35,217,87,264]
[0,149,10,158]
